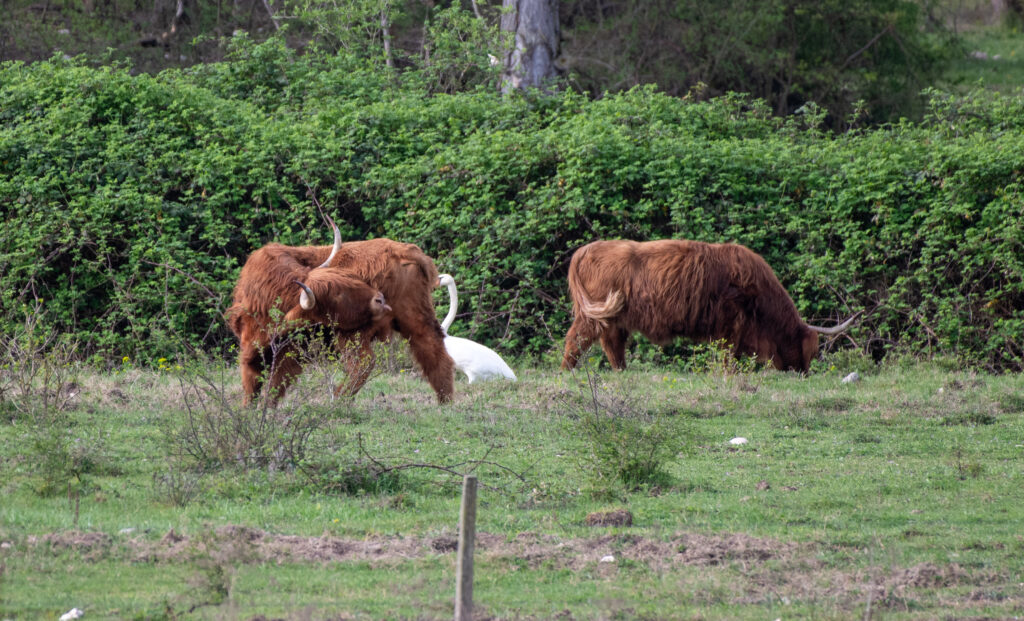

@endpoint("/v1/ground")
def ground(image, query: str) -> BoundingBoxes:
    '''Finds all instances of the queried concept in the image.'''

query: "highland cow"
[260,268,394,404]
[227,222,455,404]
[561,239,857,372]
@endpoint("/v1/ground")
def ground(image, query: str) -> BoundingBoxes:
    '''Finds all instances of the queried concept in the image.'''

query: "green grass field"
[943,27,1024,93]
[3,13,1024,619]
[2,349,1022,620]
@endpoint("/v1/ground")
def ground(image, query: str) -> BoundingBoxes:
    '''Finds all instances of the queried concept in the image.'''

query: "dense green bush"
[1,41,1022,369]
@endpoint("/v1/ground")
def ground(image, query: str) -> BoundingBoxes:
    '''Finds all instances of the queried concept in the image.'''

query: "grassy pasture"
[1,351,1022,620]
[943,27,1024,92]
[4,6,1024,619]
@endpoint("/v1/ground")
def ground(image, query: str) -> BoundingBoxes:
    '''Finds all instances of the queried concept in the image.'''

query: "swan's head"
[438,274,455,287]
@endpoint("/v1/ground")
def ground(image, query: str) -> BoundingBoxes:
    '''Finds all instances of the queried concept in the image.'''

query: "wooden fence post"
[454,475,478,621]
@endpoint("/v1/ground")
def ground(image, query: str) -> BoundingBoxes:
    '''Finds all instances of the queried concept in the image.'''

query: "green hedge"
[2,44,1022,369]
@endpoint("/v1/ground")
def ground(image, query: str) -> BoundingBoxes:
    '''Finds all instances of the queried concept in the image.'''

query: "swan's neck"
[441,280,458,333]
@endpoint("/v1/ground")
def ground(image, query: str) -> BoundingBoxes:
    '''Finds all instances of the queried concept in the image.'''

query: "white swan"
[437,274,517,383]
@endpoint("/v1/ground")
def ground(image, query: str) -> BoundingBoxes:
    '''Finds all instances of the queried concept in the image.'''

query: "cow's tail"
[576,289,625,325]
[568,252,625,327]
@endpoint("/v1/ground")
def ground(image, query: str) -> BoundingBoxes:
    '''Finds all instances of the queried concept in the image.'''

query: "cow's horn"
[316,215,342,269]
[293,280,316,310]
[807,311,861,335]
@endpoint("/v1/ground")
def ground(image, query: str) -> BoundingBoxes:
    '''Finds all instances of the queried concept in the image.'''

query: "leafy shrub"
[165,347,338,471]
[566,368,684,494]
[2,45,1023,370]
[298,449,404,496]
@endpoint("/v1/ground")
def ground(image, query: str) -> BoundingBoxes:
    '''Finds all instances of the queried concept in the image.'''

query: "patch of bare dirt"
[128,525,430,565]
[28,530,112,561]
[23,525,1016,615]
[470,530,798,572]
[892,561,968,588]
[585,509,633,527]
[24,525,798,570]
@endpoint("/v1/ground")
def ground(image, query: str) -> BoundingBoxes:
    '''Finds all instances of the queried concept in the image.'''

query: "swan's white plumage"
[437,274,516,383]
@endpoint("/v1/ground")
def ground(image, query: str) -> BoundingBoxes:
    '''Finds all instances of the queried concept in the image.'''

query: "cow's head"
[786,312,860,372]
[758,327,819,373]
[284,269,392,329]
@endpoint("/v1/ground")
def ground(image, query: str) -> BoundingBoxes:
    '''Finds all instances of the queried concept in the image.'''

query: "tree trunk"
[992,0,1024,23]
[500,0,561,94]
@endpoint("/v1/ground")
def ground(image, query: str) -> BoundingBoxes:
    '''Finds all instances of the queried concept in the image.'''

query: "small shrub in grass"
[298,451,404,496]
[0,303,113,497]
[152,457,206,507]
[20,399,120,498]
[996,392,1024,414]
[29,426,96,497]
[165,345,339,471]
[566,367,685,495]
[0,303,80,423]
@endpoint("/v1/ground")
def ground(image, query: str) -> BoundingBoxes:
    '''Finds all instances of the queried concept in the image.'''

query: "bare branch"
[840,25,892,72]
[261,0,280,31]
[140,259,225,311]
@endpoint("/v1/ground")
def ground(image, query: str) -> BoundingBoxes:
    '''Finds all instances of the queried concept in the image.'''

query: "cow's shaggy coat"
[561,239,854,372]
[228,237,455,404]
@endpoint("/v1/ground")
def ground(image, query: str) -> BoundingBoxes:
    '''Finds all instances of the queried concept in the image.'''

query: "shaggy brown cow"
[272,268,395,403]
[561,239,857,373]
[228,268,393,405]
[227,222,455,404]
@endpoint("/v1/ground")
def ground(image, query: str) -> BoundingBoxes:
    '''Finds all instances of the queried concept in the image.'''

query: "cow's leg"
[239,343,264,405]
[599,327,629,370]
[404,326,454,404]
[265,343,302,406]
[561,318,599,370]
[335,333,377,398]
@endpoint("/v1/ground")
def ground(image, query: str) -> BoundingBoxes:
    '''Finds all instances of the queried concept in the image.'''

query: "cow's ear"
[283,306,306,323]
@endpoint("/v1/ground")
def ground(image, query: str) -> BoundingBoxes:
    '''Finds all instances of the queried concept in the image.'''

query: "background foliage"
[560,0,957,124]
[3,0,969,123]
[2,38,1023,369]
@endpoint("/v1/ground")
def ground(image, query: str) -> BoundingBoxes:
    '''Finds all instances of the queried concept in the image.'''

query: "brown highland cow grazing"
[275,268,394,403]
[227,222,455,404]
[561,239,857,372]
[228,268,392,406]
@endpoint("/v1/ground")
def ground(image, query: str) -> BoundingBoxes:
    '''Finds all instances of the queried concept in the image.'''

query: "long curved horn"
[807,311,861,335]
[293,280,316,310]
[316,216,342,269]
